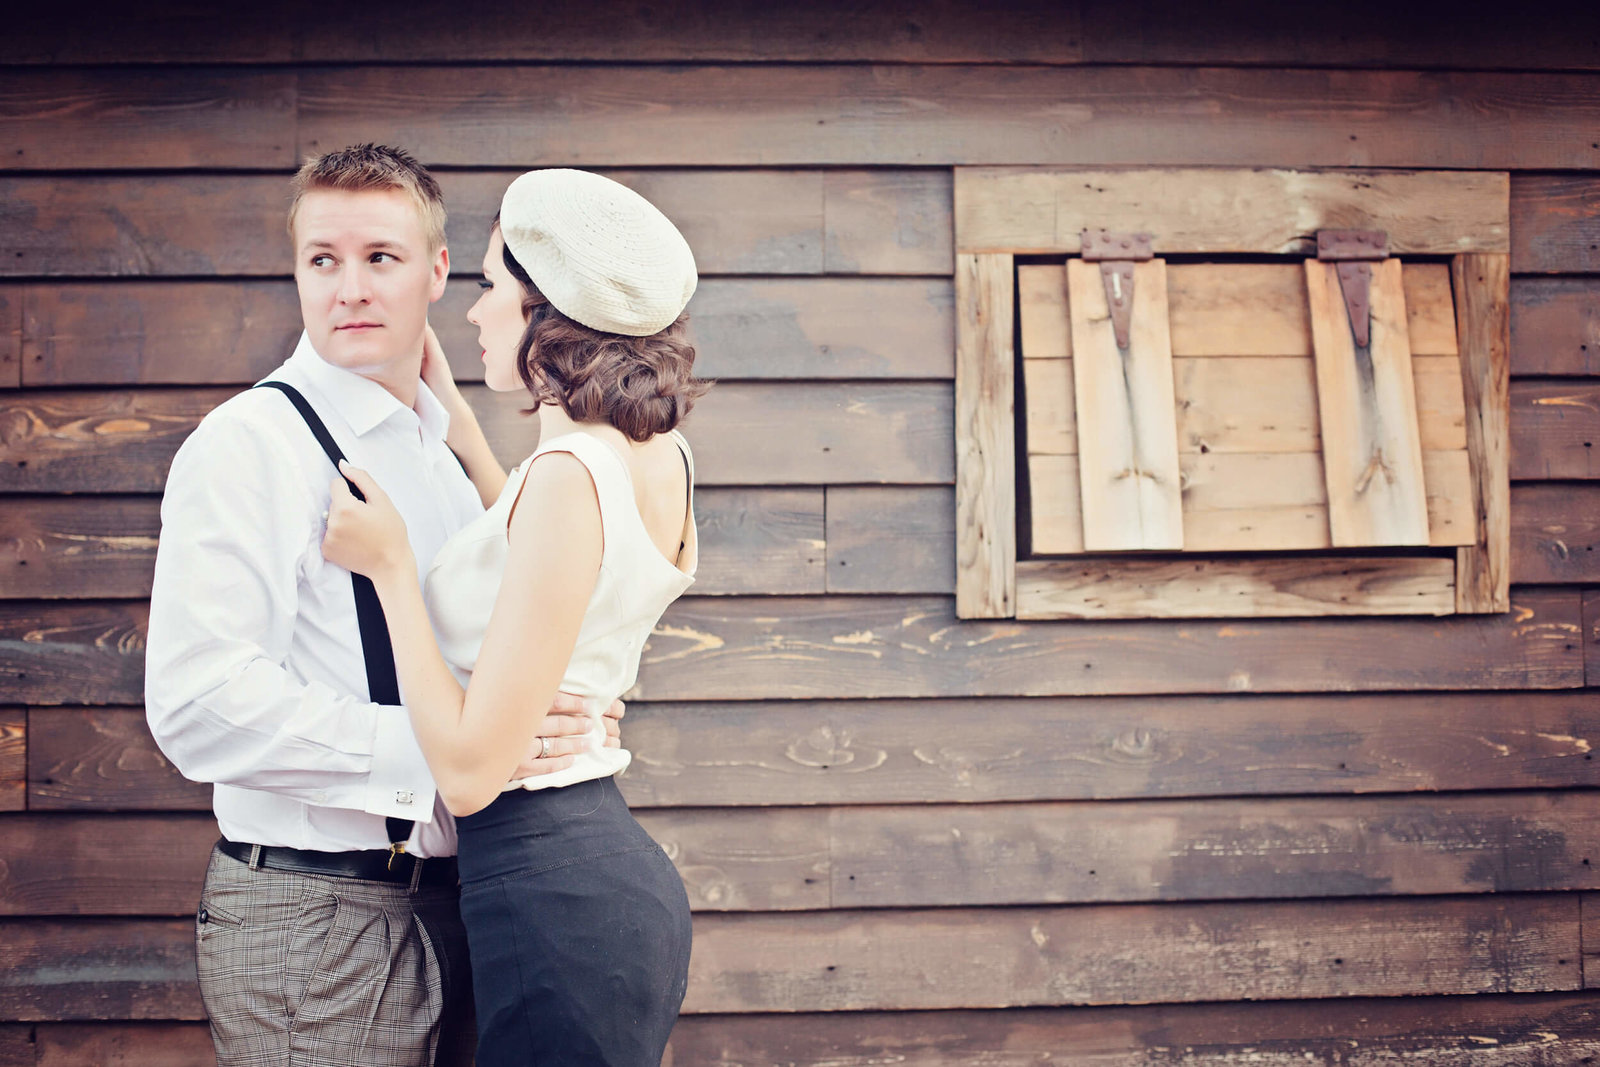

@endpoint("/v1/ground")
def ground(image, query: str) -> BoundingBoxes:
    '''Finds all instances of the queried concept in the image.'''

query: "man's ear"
[428,245,450,302]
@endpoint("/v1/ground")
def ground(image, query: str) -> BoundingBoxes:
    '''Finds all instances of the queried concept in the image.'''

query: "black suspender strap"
[254,381,415,856]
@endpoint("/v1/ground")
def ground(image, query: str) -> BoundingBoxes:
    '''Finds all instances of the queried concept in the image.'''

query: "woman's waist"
[454,777,656,877]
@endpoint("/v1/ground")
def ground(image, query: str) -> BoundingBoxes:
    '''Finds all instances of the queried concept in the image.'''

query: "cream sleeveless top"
[423,429,696,792]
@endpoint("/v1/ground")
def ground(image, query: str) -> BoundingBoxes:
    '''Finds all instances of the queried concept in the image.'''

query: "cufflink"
[395,790,414,805]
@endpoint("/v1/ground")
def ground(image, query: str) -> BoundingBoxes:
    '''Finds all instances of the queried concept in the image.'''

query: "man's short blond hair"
[288,143,447,252]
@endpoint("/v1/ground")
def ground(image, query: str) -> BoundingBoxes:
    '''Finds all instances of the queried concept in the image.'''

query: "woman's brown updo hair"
[496,221,710,442]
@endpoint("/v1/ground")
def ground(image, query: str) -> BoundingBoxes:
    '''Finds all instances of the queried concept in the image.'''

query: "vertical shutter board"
[1027,454,1084,555]
[1306,258,1432,548]
[1404,262,1459,357]
[1016,556,1456,620]
[1017,264,1071,359]
[1067,258,1184,551]
[955,252,1016,618]
[1453,253,1513,614]
[1022,357,1075,456]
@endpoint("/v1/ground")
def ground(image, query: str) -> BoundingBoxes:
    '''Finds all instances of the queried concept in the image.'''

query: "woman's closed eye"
[478,279,493,290]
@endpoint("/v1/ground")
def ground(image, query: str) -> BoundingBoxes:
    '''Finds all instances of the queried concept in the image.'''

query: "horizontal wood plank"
[0,70,296,170]
[671,993,1600,1065]
[6,590,1577,707]
[0,710,21,813]
[11,3,1600,70]
[1512,484,1600,585]
[290,67,1600,170]
[1511,277,1600,377]
[20,277,954,386]
[27,994,1600,1067]
[821,170,954,276]
[0,288,19,390]
[0,810,827,916]
[1,896,1580,1018]
[0,383,953,493]
[35,690,1600,811]
[683,895,1580,1011]
[0,489,824,599]
[27,708,207,812]
[833,792,1600,908]
[958,168,1508,255]
[5,793,1598,917]
[1510,381,1600,480]
[824,487,953,594]
[1016,556,1456,619]
[1511,175,1600,274]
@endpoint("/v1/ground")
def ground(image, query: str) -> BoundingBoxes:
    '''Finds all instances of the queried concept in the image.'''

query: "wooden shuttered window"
[955,168,1510,621]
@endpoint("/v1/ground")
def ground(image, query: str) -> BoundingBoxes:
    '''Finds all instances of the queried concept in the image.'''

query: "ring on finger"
[540,735,552,759]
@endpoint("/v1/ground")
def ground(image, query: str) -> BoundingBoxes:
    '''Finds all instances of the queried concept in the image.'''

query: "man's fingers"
[602,698,625,721]
[539,713,592,736]
[549,691,587,714]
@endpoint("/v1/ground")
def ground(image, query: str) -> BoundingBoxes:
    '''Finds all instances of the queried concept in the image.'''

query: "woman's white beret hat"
[498,169,697,337]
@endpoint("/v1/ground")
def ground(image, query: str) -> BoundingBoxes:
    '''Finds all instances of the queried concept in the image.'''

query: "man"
[145,144,618,1067]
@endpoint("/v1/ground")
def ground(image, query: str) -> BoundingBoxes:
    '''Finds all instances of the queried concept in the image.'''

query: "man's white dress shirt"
[146,334,484,857]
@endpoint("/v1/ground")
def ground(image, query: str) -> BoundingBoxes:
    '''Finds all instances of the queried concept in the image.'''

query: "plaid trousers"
[195,845,475,1067]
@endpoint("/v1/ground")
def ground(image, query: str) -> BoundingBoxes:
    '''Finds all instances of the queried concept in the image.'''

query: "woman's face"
[467,229,530,393]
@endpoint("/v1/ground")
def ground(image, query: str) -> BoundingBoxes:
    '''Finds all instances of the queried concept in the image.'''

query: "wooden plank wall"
[4,2,1600,1062]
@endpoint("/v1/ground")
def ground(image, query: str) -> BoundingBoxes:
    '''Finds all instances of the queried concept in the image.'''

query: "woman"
[321,168,706,1066]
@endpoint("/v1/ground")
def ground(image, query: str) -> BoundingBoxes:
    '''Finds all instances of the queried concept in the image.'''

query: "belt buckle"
[387,842,407,872]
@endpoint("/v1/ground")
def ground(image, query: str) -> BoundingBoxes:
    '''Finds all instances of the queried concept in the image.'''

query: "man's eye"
[310,254,333,268]
[370,252,395,264]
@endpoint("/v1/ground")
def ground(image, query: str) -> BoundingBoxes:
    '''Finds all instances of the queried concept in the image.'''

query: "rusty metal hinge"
[1316,229,1389,349]
[1081,229,1153,350]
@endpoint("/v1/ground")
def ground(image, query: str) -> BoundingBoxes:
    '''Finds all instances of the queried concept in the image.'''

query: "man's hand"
[509,694,625,778]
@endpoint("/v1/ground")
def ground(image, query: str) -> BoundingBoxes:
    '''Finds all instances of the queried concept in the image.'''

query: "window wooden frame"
[954,167,1510,620]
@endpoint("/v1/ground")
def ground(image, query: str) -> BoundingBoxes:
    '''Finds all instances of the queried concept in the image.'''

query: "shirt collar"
[285,332,442,440]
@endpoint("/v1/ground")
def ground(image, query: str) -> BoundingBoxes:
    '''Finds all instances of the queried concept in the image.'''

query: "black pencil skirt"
[455,775,693,1067]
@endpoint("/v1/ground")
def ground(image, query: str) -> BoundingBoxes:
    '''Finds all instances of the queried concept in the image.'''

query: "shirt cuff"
[366,705,438,824]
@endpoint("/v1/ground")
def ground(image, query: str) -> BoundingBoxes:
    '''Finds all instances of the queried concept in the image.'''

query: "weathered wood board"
[954,253,1015,617]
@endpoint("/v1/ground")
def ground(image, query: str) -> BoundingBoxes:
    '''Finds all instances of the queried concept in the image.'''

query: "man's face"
[292,187,448,380]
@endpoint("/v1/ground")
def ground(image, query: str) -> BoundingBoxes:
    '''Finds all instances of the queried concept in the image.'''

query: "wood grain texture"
[0,383,953,494]
[1307,258,1431,548]
[1512,485,1600,585]
[956,168,1509,254]
[1511,175,1600,274]
[6,794,1598,918]
[22,277,953,387]
[953,253,1015,617]
[295,67,1600,170]
[1068,258,1183,551]
[1585,893,1599,989]
[29,995,1600,1067]
[630,589,1583,700]
[822,170,953,276]
[0,710,21,813]
[27,708,208,812]
[0,490,823,600]
[682,896,1580,1012]
[1511,381,1600,480]
[1454,254,1513,613]
[0,810,827,916]
[12,2,1600,69]
[1016,556,1455,619]
[833,792,1600,907]
[0,498,161,600]
[5,589,1581,708]
[1512,277,1600,376]
[0,897,1579,1019]
[691,489,826,595]
[0,70,296,170]
[824,487,953,595]
[0,289,20,391]
[38,690,1600,812]
[0,602,147,706]
[1587,591,1600,691]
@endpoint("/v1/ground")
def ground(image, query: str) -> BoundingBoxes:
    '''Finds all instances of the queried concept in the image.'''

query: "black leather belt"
[217,838,458,888]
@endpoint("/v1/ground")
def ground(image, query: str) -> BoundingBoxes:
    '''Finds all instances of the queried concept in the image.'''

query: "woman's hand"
[420,321,466,412]
[322,461,415,583]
